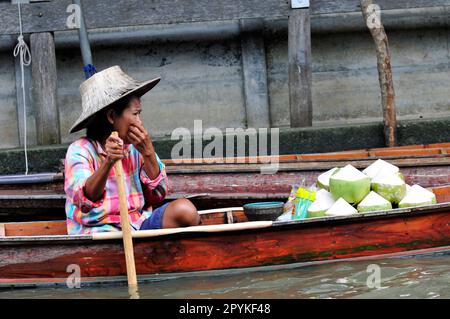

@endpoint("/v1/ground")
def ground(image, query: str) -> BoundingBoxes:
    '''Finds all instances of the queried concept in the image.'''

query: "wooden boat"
[0,142,449,221]
[0,184,449,288]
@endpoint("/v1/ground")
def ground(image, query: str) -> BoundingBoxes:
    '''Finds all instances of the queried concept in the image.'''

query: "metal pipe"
[73,0,95,77]
[0,172,59,184]
[55,20,242,49]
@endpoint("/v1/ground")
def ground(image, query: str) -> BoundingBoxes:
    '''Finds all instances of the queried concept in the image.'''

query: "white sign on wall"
[291,0,310,9]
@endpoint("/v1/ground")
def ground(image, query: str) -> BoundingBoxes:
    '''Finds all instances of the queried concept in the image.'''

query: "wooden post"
[360,0,397,147]
[240,19,270,128]
[30,32,60,145]
[15,54,36,146]
[288,8,312,127]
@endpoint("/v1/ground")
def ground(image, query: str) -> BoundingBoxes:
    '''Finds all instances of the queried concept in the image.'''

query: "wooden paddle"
[111,131,139,298]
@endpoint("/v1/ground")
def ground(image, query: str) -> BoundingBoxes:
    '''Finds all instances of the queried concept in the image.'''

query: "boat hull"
[1,204,449,288]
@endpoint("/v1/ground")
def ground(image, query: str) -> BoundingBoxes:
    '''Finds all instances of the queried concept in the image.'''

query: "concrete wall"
[1,22,449,149]
[267,26,450,127]
[57,39,246,143]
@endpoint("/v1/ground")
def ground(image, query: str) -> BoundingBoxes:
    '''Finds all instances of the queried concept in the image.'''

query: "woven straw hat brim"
[69,77,161,134]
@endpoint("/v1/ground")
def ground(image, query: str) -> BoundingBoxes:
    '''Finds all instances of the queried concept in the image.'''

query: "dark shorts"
[139,202,170,230]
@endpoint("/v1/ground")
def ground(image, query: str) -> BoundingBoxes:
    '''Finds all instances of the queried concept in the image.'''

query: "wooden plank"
[288,8,312,127]
[4,221,67,236]
[1,0,449,36]
[14,56,36,146]
[30,32,60,145]
[161,147,450,164]
[199,210,248,226]
[166,157,450,173]
[0,224,4,237]
[0,0,289,35]
[373,148,442,157]
[433,185,450,203]
[240,19,270,128]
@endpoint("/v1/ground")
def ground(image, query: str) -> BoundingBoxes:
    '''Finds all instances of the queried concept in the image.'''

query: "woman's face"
[109,96,143,144]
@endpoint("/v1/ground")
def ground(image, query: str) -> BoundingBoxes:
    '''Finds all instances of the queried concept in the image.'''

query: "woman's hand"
[105,134,127,166]
[127,122,160,179]
[127,123,154,158]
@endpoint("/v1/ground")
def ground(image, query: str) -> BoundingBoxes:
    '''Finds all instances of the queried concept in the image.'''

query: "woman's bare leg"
[162,198,200,228]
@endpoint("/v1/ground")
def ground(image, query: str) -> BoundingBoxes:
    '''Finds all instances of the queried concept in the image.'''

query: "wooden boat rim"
[166,157,450,174]
[1,202,448,244]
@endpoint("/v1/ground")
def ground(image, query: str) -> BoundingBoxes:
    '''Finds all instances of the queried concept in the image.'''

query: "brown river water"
[1,250,449,299]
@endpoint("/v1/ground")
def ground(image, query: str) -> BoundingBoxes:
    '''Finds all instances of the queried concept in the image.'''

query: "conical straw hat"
[70,65,160,133]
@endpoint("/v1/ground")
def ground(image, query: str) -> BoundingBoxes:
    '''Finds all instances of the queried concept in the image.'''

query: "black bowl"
[243,202,285,221]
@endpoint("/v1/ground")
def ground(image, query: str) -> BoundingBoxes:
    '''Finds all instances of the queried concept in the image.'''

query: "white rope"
[12,4,31,175]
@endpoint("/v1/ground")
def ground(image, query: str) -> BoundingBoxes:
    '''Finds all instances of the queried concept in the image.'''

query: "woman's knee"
[168,198,200,227]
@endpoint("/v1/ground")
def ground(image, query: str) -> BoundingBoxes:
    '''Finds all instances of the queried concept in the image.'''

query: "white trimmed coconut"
[406,184,412,193]
[371,171,406,204]
[398,184,437,208]
[363,159,399,179]
[307,189,335,218]
[317,167,339,191]
[357,191,392,213]
[325,198,358,216]
[329,164,371,204]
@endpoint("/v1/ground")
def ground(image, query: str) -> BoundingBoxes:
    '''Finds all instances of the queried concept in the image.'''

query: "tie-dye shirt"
[64,137,169,235]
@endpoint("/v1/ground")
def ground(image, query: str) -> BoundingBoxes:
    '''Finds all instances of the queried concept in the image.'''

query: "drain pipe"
[73,0,96,78]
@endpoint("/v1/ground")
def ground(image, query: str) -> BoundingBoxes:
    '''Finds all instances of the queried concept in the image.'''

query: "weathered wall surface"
[56,39,246,143]
[267,26,450,127]
[0,51,19,148]
[1,22,449,148]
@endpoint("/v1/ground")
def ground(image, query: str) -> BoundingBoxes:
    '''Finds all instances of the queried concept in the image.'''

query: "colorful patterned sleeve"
[139,153,169,207]
[64,142,106,216]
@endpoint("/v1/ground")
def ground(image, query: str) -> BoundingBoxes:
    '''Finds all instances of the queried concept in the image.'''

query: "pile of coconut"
[307,159,437,218]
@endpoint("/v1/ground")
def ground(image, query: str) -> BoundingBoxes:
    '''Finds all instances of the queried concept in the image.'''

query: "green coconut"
[316,167,339,191]
[371,171,406,204]
[329,164,371,204]
[357,191,392,213]
[398,185,437,208]
[307,189,335,218]
[363,159,399,179]
[325,198,358,216]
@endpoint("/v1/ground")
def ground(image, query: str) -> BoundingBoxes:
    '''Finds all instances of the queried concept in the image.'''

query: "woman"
[65,66,200,235]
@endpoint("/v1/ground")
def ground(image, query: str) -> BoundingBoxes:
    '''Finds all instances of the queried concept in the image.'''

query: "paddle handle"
[111,131,138,287]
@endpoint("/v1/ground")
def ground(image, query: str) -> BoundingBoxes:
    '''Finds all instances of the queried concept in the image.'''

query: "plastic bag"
[292,187,316,220]
[276,179,318,222]
[276,185,299,222]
